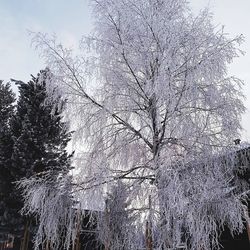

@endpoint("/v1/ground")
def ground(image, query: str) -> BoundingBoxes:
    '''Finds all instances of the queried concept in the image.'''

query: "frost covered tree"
[11,69,73,179]
[0,80,15,198]
[0,80,16,231]
[11,69,74,249]
[21,0,250,249]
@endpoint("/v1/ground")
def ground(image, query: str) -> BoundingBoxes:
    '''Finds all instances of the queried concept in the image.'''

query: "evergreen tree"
[98,181,134,250]
[11,69,73,181]
[0,80,15,125]
[0,80,15,232]
[9,69,73,246]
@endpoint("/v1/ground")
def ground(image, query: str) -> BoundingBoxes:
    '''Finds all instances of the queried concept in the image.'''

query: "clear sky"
[0,0,250,140]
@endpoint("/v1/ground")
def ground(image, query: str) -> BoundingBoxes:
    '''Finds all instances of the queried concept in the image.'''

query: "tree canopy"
[20,1,249,249]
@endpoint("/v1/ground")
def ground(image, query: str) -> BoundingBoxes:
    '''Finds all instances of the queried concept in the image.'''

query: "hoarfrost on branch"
[20,0,249,249]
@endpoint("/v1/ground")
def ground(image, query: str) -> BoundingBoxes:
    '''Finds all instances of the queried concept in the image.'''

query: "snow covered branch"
[19,0,250,249]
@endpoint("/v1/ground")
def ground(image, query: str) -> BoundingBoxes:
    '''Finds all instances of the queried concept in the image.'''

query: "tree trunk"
[24,221,31,250]
[146,195,153,250]
[20,219,31,250]
[104,200,110,250]
[74,209,81,250]
[146,220,153,250]
[44,239,50,250]
[243,206,250,246]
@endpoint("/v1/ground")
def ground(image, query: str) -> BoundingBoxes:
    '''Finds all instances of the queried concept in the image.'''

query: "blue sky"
[0,0,92,83]
[0,0,250,140]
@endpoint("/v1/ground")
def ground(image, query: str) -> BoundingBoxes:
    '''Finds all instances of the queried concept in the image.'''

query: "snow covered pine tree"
[0,80,17,235]
[11,69,74,249]
[20,0,249,249]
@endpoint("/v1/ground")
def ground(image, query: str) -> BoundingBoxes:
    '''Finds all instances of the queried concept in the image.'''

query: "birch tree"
[21,0,249,249]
